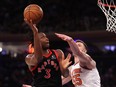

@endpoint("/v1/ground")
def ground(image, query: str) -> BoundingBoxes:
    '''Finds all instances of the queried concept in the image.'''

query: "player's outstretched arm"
[24,19,43,65]
[55,33,81,56]
[56,49,72,77]
[22,84,32,87]
[55,33,96,69]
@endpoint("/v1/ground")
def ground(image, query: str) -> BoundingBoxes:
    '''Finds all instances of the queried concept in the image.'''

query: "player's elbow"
[87,60,96,69]
[25,54,37,65]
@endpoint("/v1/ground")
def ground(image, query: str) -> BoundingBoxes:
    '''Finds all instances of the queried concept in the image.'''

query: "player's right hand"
[24,19,38,33]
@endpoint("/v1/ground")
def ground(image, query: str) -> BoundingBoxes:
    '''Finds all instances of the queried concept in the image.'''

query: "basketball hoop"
[98,0,116,33]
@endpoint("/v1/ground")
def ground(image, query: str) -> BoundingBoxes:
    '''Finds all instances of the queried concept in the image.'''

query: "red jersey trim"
[43,49,52,58]
[52,50,59,62]
[29,65,38,72]
[29,49,59,72]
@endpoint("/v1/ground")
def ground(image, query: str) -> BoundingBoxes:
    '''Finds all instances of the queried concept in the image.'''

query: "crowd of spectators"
[0,0,106,34]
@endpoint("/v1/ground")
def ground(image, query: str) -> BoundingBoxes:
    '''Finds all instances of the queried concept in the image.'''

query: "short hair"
[75,39,88,51]
[29,32,44,47]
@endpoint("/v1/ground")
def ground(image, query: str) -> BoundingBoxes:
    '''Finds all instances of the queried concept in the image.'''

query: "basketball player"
[55,33,101,87]
[24,19,72,87]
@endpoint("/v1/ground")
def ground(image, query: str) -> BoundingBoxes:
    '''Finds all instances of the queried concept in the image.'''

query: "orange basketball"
[24,4,43,24]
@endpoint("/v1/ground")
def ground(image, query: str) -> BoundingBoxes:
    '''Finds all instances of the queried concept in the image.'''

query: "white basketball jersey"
[68,63,101,87]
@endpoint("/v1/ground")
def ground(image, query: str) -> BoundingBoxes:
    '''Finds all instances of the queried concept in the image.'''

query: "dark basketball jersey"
[30,49,62,87]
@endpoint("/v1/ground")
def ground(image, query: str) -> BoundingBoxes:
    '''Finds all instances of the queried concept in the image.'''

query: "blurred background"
[0,0,116,87]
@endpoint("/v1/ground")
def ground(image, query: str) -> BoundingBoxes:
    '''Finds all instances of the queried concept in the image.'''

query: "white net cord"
[98,0,116,33]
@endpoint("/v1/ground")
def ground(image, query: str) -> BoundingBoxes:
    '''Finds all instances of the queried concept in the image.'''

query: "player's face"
[76,42,87,53]
[39,33,50,49]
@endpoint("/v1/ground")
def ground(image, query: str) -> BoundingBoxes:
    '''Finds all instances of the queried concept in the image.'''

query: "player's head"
[39,32,50,50]
[75,40,88,53]
[30,32,50,50]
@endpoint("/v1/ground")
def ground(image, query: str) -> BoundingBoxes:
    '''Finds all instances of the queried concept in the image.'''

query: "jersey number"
[44,69,51,79]
[72,68,82,85]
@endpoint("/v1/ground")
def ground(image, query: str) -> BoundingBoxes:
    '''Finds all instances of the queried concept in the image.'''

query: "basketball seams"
[24,5,43,13]
[24,10,42,23]
[24,9,43,14]
[29,11,42,21]
[24,4,43,24]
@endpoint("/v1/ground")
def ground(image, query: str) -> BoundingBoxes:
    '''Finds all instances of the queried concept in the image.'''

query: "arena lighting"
[13,52,17,58]
[104,45,116,51]
[110,46,115,51]
[104,45,110,50]
[0,47,2,52]
[1,50,7,55]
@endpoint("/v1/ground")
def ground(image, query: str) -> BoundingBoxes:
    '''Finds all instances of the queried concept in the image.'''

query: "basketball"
[24,4,43,24]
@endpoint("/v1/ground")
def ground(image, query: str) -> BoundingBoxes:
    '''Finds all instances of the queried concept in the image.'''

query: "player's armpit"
[56,49,64,61]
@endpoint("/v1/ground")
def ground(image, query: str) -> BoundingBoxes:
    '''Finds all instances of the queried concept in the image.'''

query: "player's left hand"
[22,84,32,87]
[55,33,73,42]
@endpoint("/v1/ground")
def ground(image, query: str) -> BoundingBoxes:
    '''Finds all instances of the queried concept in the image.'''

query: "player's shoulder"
[52,49,64,60]
[26,53,35,59]
[55,49,63,53]
[54,49,64,55]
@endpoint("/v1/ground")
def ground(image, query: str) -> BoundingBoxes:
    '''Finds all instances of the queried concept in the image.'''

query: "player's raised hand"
[22,84,32,87]
[24,19,38,33]
[61,53,72,70]
[55,33,73,42]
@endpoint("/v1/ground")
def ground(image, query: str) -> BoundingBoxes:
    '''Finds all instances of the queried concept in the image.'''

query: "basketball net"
[98,0,116,33]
